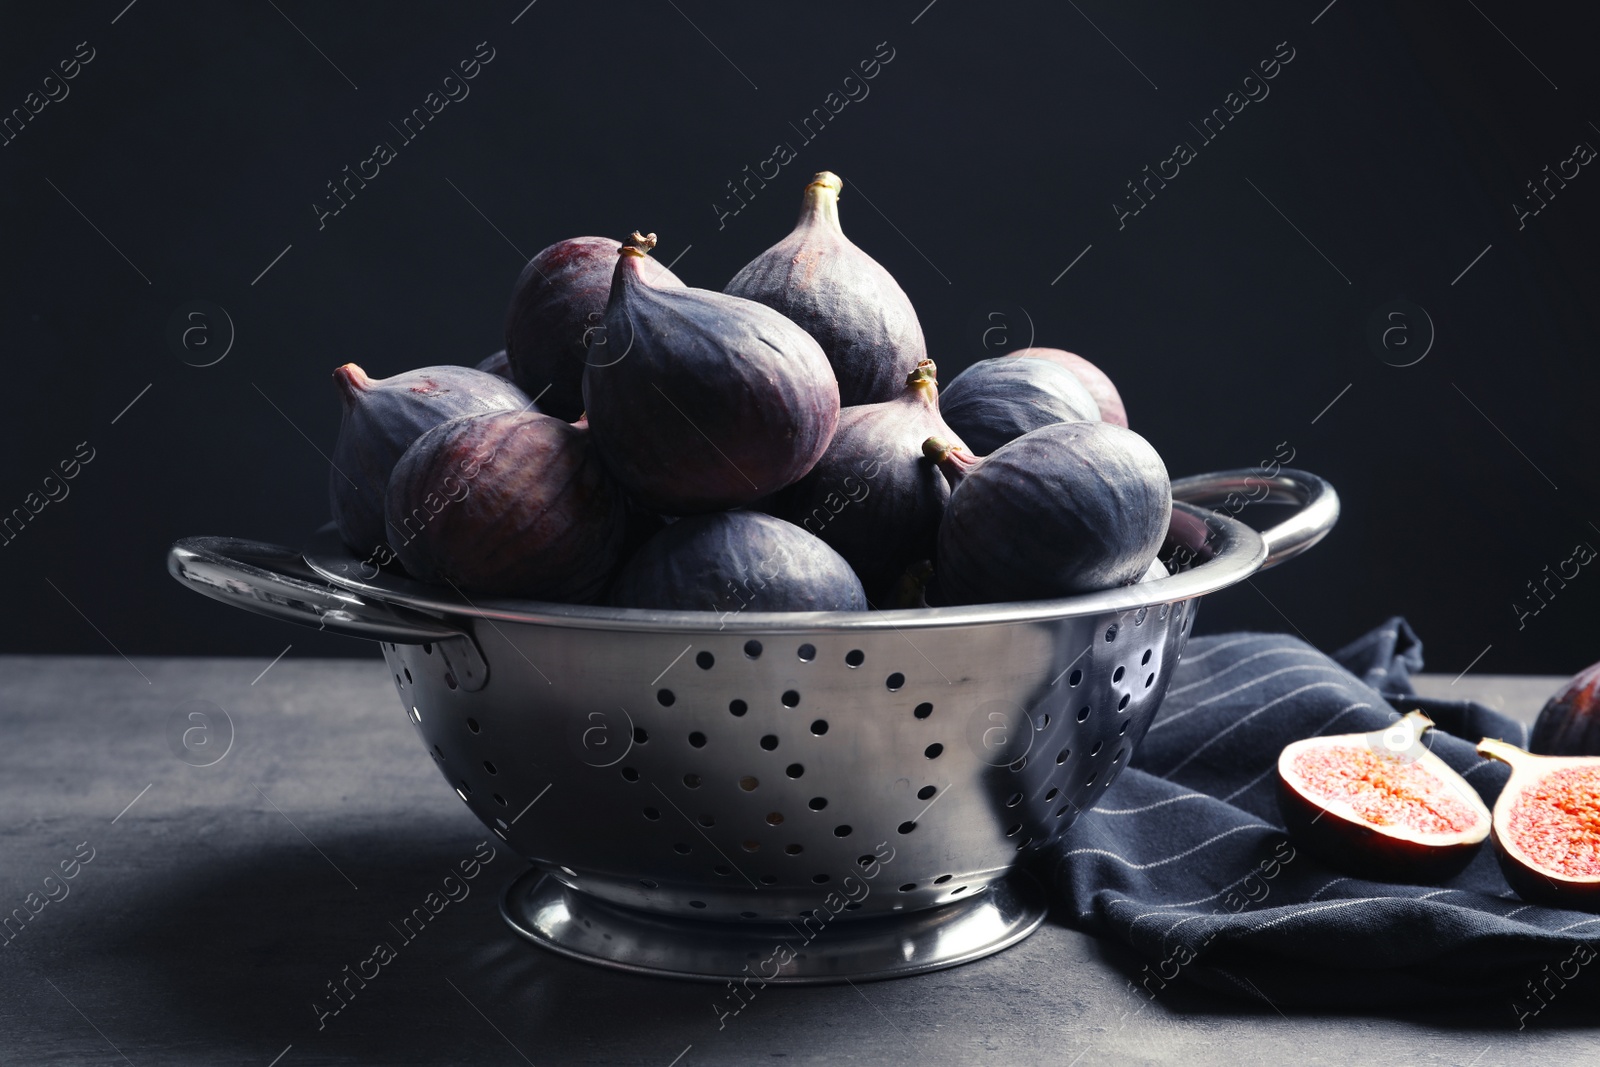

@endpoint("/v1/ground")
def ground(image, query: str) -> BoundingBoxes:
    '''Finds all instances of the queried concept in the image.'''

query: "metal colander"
[168,468,1336,982]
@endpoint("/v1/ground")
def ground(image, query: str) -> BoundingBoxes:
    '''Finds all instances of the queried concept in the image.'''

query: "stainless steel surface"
[1169,467,1339,570]
[500,868,1048,983]
[166,468,1337,980]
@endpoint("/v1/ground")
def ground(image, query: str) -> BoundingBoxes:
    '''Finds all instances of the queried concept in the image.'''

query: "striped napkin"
[1051,618,1600,1011]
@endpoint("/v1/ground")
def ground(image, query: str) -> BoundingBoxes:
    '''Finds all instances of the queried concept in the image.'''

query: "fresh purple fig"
[1005,347,1128,428]
[1530,659,1600,756]
[329,363,530,557]
[924,421,1171,604]
[582,232,840,514]
[775,359,963,602]
[385,410,628,602]
[505,236,684,421]
[476,349,513,379]
[610,511,866,614]
[938,356,1100,457]
[724,171,925,406]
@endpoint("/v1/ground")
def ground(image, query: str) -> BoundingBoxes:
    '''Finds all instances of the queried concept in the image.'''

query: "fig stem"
[621,231,659,258]
[1477,737,1533,769]
[799,172,843,232]
[333,362,370,405]
[906,359,939,406]
[922,435,958,463]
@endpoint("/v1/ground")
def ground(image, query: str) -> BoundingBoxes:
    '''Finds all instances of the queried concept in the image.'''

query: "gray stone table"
[1,656,1594,1066]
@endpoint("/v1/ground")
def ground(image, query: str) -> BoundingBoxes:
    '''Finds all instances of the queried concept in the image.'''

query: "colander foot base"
[499,868,1048,984]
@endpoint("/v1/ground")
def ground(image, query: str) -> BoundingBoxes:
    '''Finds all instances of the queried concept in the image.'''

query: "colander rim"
[300,498,1265,635]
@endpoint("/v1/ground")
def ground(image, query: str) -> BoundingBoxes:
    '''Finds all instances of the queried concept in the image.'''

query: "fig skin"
[1004,347,1128,428]
[775,359,964,602]
[1276,712,1490,883]
[938,356,1100,456]
[504,236,683,421]
[610,511,867,614]
[1477,739,1600,911]
[329,363,530,558]
[385,410,629,603]
[725,171,926,406]
[475,349,513,379]
[925,421,1171,604]
[583,232,841,514]
[1530,659,1600,756]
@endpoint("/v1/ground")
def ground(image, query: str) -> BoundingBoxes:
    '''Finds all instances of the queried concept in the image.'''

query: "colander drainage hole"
[684,774,702,789]
[913,702,933,720]
[899,883,916,893]
[924,743,944,760]
[1056,805,1071,817]
[785,843,803,854]
[410,707,422,724]
[1141,649,1153,665]
[1068,668,1082,687]
[696,651,715,670]
[766,812,784,826]
[673,843,691,855]
[689,732,707,748]
[886,672,905,691]
[812,874,830,884]
[917,785,936,800]
[857,855,878,869]
[760,735,779,751]
[1112,666,1125,683]
[741,911,758,919]
[457,780,472,796]
[730,699,748,717]
[444,672,457,690]
[760,875,778,885]
[786,763,805,778]
[1118,693,1131,711]
[742,840,760,852]
[782,690,801,707]
[1056,748,1070,765]
[1085,772,1097,787]
[1045,787,1059,801]
[744,640,763,659]
[432,744,444,762]
[466,718,481,734]
[797,643,816,661]
[1076,706,1091,723]
[739,776,759,791]
[483,760,497,774]
[834,825,852,837]
[1119,722,1130,737]
[689,901,706,909]
[422,642,433,655]
[715,865,733,876]
[1005,824,1021,837]
[809,797,828,810]
[404,668,413,684]
[492,793,507,806]
[657,688,675,707]
[1005,792,1023,808]
[1089,741,1103,757]
[1104,625,1118,643]
[1146,673,1156,689]
[698,814,716,827]
[621,767,639,782]
[933,874,952,885]
[643,807,660,820]
[1010,756,1028,771]
[845,649,865,668]
[634,727,649,744]
[950,886,968,895]
[811,719,829,735]
[640,879,658,889]
[897,821,917,834]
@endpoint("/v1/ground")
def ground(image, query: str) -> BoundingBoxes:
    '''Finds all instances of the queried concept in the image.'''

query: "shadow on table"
[98,830,736,1064]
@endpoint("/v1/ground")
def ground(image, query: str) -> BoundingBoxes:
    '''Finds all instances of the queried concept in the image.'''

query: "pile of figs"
[327,171,1168,612]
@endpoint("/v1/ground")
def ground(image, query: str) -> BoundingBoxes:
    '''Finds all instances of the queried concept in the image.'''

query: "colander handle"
[167,536,464,644]
[1169,468,1339,571]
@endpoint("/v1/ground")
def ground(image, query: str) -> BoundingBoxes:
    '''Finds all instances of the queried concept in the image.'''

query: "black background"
[2,0,1596,675]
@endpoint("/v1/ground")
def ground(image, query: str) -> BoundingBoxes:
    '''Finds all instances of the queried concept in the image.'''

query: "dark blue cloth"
[1050,618,1600,1008]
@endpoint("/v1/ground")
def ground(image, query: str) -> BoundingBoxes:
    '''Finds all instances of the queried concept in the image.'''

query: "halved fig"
[1477,738,1600,911]
[1277,711,1490,882]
